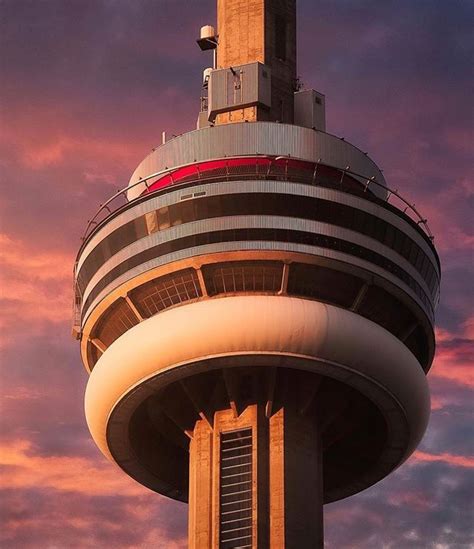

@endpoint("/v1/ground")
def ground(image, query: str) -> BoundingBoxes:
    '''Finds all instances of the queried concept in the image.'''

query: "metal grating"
[86,339,101,366]
[220,428,253,549]
[288,263,363,308]
[93,298,139,347]
[204,261,283,297]
[130,268,202,318]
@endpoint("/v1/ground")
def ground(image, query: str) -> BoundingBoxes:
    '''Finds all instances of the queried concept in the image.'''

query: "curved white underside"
[85,295,429,466]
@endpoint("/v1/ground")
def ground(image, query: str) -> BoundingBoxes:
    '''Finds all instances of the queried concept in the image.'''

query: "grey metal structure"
[73,1,440,547]
[208,63,272,122]
[126,123,387,200]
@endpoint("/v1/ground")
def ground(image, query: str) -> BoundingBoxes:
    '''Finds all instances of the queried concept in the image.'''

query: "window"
[130,269,202,318]
[86,258,431,369]
[79,181,438,298]
[158,206,171,230]
[288,263,362,307]
[219,429,253,549]
[82,227,434,316]
[93,298,139,347]
[203,261,283,296]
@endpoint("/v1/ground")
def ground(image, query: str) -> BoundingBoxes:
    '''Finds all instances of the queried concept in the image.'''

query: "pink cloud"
[0,234,71,280]
[418,180,474,254]
[0,83,193,175]
[461,316,474,339]
[388,490,435,512]
[0,439,144,497]
[429,324,474,388]
[20,136,145,170]
[0,439,187,548]
[325,504,385,528]
[0,234,72,336]
[413,450,474,469]
[430,394,449,411]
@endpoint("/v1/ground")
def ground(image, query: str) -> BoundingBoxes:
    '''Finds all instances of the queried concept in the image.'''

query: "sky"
[0,0,473,547]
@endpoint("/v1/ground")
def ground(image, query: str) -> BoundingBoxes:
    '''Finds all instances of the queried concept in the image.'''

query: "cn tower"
[73,1,440,547]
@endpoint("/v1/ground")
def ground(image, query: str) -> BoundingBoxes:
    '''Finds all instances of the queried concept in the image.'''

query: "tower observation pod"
[73,1,440,547]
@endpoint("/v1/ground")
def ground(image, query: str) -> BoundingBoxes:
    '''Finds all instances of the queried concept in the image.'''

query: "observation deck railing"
[72,155,435,334]
[80,155,434,244]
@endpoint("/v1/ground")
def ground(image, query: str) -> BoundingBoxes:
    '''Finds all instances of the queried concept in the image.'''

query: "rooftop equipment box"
[208,62,272,121]
[294,89,326,131]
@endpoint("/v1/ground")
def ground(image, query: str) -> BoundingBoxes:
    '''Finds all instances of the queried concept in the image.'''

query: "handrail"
[72,154,436,333]
[79,154,435,246]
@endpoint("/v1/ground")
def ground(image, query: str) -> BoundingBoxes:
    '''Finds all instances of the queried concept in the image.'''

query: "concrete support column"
[269,406,324,548]
[189,420,214,549]
[188,402,323,548]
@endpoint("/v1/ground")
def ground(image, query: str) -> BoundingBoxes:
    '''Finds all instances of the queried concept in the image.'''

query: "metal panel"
[208,63,271,120]
[294,89,326,131]
[219,428,253,548]
[127,123,387,200]
[80,180,438,276]
[81,214,433,306]
[82,239,433,329]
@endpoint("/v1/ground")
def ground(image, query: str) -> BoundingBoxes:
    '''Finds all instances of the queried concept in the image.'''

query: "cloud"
[413,451,474,469]
[0,439,143,497]
[0,440,187,548]
[325,459,474,548]
[430,325,474,388]
[0,234,72,342]
[0,234,71,281]
[0,0,473,547]
[0,490,186,549]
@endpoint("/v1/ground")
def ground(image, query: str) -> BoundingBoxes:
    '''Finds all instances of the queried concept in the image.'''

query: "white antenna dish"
[197,25,218,51]
[201,25,216,40]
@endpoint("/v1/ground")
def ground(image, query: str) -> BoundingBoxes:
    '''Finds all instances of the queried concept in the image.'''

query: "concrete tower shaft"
[216,0,297,123]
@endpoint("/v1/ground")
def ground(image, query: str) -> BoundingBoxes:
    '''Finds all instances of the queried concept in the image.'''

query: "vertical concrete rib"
[188,402,324,548]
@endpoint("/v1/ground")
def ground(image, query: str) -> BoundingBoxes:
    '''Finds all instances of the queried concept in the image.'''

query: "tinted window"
[77,193,439,298]
[82,227,434,317]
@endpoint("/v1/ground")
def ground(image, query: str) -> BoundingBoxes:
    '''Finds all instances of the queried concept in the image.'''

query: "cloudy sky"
[1,0,473,547]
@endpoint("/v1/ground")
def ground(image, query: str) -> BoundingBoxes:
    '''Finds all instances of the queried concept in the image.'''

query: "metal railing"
[72,155,435,332]
[79,155,435,245]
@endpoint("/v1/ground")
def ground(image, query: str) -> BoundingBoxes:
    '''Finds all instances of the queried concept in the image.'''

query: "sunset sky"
[1,0,473,547]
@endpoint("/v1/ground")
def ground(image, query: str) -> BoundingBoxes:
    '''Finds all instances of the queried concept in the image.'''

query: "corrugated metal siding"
[81,180,438,274]
[80,214,433,307]
[127,123,386,200]
[208,63,271,119]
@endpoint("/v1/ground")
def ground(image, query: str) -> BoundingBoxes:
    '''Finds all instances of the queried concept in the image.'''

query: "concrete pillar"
[189,420,214,549]
[188,402,323,548]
